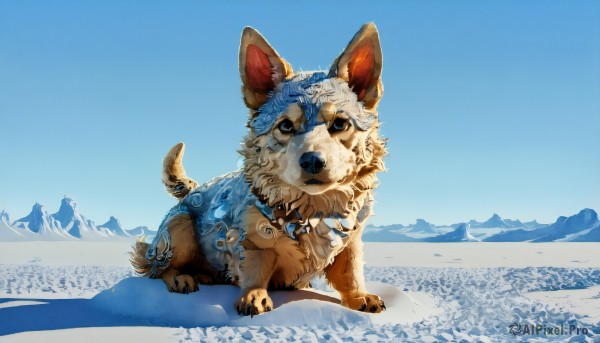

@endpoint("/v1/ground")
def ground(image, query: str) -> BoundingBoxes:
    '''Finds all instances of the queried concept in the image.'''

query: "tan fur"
[132,23,387,315]
[324,229,384,312]
[130,238,153,276]
[162,143,198,200]
[131,213,226,292]
[243,206,312,289]
[241,127,385,220]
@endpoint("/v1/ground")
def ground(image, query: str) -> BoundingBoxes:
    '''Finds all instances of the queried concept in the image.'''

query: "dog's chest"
[238,213,358,288]
[278,221,357,287]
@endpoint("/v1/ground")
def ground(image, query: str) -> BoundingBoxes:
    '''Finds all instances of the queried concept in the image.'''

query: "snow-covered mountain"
[1,197,151,242]
[13,203,71,239]
[537,209,599,242]
[460,214,538,230]
[523,220,545,229]
[471,213,515,229]
[369,219,438,234]
[0,209,37,241]
[52,196,100,239]
[406,219,438,234]
[97,216,132,238]
[425,224,480,242]
[486,209,600,242]
[362,229,421,242]
[363,218,439,242]
[365,209,599,242]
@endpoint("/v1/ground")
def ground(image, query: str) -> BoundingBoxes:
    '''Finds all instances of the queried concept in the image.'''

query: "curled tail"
[162,142,198,199]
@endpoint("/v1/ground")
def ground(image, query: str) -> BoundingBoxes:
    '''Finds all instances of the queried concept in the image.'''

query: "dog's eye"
[278,119,295,134]
[329,118,349,133]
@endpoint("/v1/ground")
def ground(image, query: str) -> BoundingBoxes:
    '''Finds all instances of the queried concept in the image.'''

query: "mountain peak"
[52,196,80,229]
[31,203,44,213]
[451,223,480,241]
[97,216,130,237]
[59,196,77,210]
[101,216,122,228]
[577,208,597,221]
[426,223,480,242]
[407,218,438,234]
[476,213,513,228]
[14,202,64,236]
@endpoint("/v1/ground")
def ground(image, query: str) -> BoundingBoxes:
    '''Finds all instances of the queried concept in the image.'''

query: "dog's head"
[240,23,386,218]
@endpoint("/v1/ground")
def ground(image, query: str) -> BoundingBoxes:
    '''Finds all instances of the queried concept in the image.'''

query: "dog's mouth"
[305,178,325,185]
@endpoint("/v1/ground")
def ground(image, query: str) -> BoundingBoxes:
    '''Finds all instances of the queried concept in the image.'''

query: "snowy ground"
[0,242,598,342]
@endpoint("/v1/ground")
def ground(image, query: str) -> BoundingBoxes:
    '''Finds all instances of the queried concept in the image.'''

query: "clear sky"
[1,0,599,229]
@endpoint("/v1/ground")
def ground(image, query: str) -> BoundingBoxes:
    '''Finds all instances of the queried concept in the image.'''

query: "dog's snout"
[299,152,326,174]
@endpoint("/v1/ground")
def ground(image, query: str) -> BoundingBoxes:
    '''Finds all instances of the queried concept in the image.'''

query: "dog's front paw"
[342,293,386,313]
[235,289,273,317]
[164,274,199,294]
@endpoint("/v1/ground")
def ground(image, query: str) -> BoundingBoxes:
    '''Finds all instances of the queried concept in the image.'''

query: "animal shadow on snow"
[0,278,342,336]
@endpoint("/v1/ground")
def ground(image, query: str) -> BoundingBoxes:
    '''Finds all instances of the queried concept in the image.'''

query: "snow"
[524,285,600,324]
[0,220,29,241]
[1,327,175,343]
[363,242,600,268]
[0,241,598,342]
[0,241,132,266]
[92,278,438,327]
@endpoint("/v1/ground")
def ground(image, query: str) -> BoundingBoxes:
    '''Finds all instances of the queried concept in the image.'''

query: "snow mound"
[91,278,438,327]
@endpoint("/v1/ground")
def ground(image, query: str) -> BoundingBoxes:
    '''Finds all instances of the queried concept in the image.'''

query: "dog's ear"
[239,27,293,110]
[329,23,383,109]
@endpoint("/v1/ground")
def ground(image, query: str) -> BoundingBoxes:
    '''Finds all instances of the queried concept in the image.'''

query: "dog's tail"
[129,236,152,276]
[162,142,198,200]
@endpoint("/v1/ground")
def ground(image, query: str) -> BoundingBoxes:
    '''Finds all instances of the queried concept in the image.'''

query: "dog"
[131,22,387,316]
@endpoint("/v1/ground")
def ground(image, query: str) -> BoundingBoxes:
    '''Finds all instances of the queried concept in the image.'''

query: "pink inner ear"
[245,44,274,93]
[347,42,375,100]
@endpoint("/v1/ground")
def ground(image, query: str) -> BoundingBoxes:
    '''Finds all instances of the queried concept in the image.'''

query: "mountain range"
[364,209,600,242]
[2,199,598,243]
[1,196,156,241]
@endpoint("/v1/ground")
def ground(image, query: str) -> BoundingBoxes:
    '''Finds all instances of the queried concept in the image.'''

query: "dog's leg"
[154,213,208,294]
[325,235,385,313]
[161,268,197,294]
[234,248,277,316]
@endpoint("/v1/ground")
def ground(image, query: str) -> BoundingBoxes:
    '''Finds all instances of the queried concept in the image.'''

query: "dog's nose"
[299,152,326,174]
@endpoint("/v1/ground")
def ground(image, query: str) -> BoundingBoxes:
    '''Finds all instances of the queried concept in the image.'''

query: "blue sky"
[1,1,599,229]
